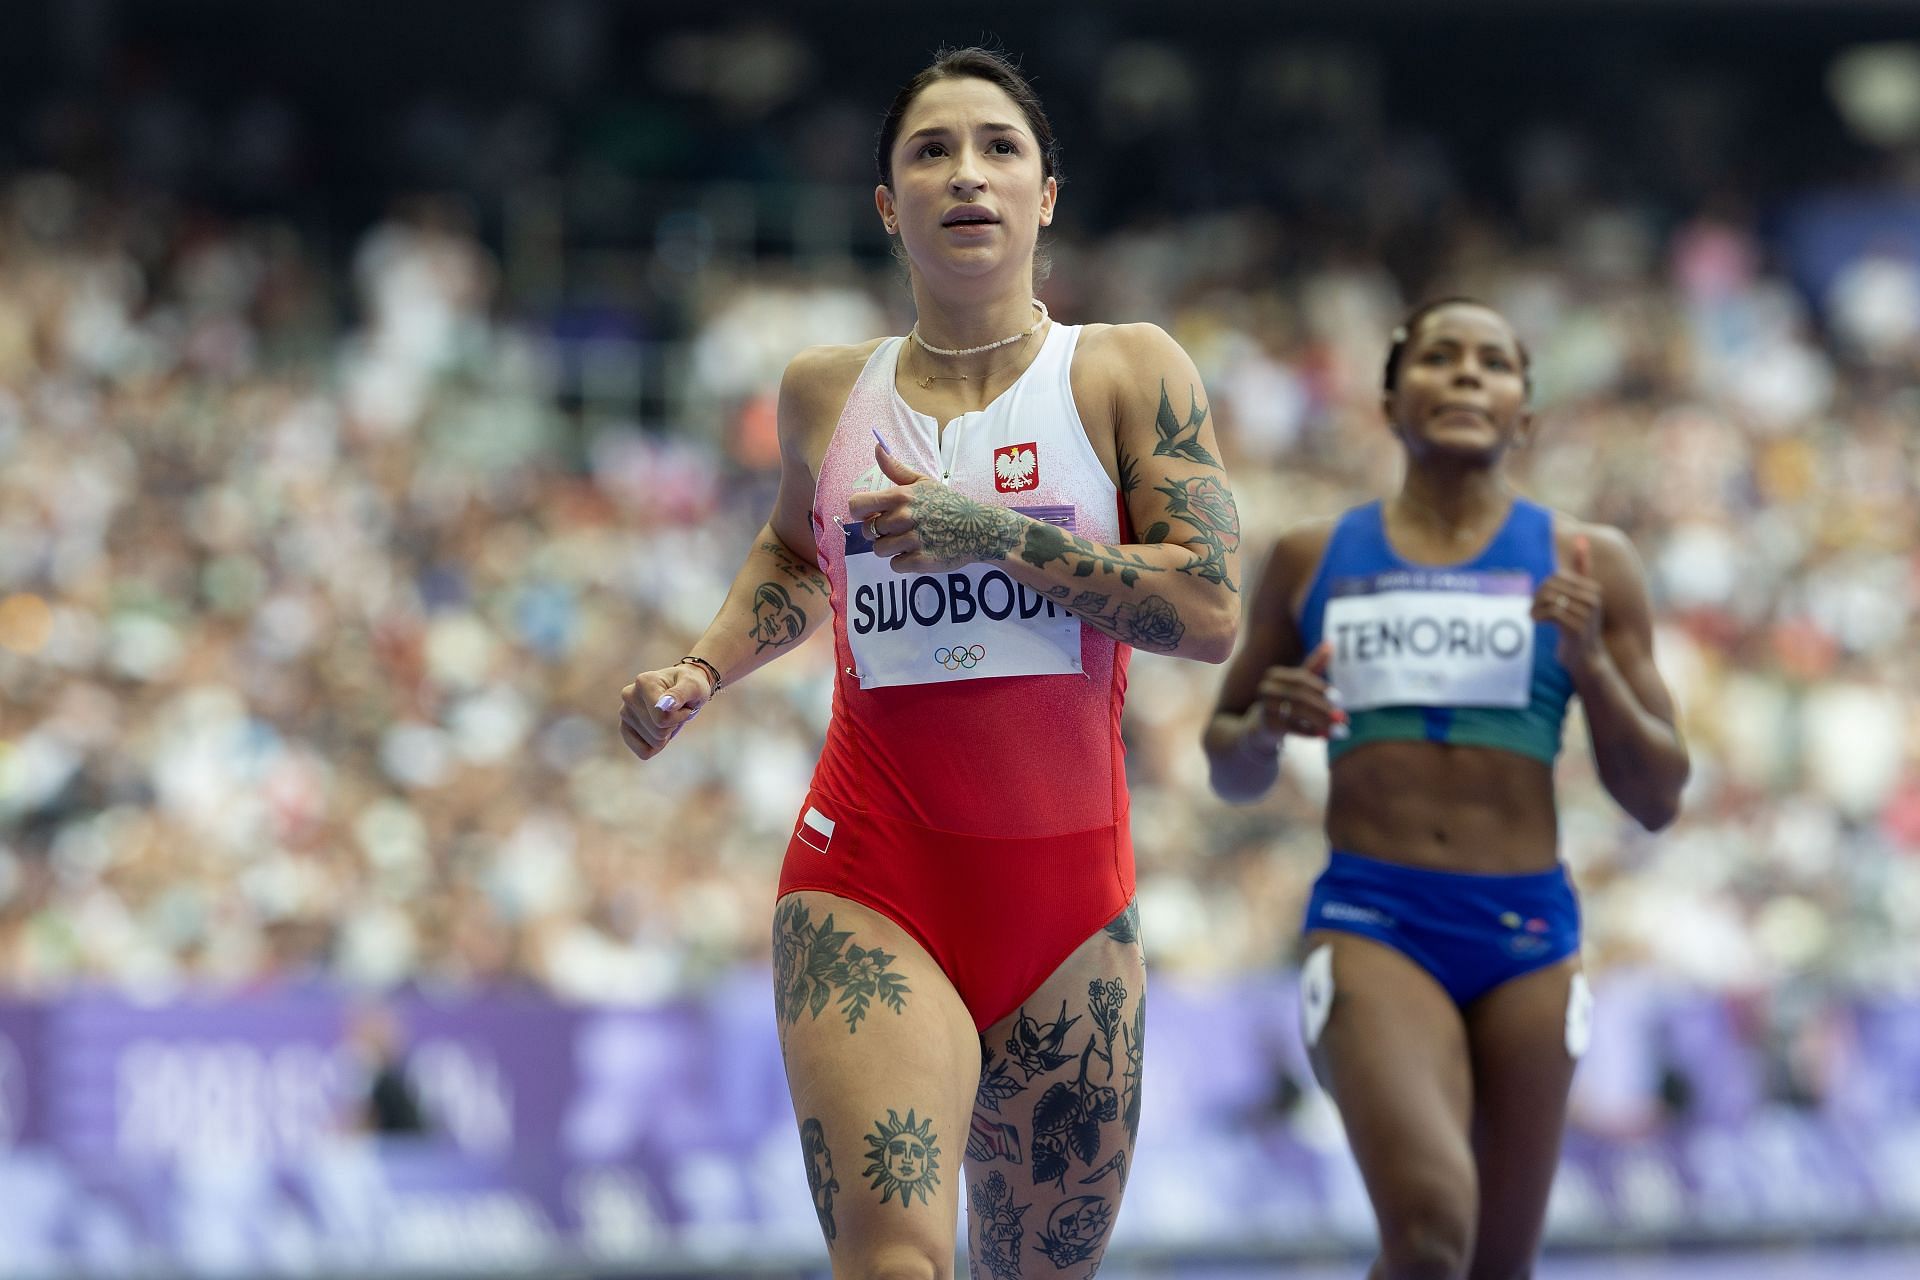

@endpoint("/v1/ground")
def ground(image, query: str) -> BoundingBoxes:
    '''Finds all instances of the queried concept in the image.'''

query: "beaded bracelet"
[678,655,723,694]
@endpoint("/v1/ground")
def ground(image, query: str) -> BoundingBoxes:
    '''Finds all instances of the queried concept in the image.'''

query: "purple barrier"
[0,977,1914,1276]
[0,1002,48,1151]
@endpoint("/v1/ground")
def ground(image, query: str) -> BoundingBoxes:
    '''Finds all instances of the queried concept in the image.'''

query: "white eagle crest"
[995,446,1037,488]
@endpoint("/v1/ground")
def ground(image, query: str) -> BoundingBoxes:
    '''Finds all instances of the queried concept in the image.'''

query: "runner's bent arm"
[619,347,845,761]
[849,324,1242,663]
[1541,524,1690,830]
[1203,526,1331,802]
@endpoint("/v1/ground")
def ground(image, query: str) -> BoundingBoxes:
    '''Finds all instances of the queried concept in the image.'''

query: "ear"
[874,184,898,234]
[1512,409,1537,449]
[1038,175,1058,228]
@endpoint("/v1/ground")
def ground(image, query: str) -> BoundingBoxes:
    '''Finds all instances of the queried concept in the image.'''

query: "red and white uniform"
[779,324,1136,1028]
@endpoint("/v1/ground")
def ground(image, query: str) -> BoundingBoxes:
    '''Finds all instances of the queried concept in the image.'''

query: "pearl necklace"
[910,300,1049,358]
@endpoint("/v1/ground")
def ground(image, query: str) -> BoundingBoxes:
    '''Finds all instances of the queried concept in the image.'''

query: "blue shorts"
[1303,850,1581,1007]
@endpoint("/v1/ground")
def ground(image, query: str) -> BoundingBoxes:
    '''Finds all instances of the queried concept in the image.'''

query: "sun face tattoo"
[864,1108,941,1209]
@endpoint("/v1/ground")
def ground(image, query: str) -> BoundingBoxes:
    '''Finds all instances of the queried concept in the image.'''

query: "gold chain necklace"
[909,300,1049,388]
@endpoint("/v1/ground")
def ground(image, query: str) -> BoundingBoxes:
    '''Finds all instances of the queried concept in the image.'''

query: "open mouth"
[942,210,1000,228]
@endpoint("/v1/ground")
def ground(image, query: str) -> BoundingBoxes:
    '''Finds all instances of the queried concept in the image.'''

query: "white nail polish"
[655,695,676,712]
[1329,722,1351,741]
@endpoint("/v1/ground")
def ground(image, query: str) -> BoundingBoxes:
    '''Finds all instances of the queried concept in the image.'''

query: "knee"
[837,1244,948,1280]
[1378,1188,1476,1280]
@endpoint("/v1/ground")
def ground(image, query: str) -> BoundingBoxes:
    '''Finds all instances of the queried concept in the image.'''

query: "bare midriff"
[1325,739,1558,874]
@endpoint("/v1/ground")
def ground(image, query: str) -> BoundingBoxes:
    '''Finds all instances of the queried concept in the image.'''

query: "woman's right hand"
[619,662,716,761]
[1252,642,1347,740]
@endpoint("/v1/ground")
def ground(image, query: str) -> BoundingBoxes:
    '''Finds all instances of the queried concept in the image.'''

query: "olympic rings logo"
[934,644,986,670]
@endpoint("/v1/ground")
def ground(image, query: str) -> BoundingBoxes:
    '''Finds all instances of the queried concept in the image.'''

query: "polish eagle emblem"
[993,442,1039,493]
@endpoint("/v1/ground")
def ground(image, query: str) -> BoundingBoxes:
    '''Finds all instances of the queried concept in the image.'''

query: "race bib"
[1323,569,1535,710]
[845,505,1082,689]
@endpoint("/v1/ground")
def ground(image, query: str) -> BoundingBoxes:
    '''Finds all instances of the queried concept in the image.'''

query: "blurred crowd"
[1,168,1915,1020]
[1,16,1919,1150]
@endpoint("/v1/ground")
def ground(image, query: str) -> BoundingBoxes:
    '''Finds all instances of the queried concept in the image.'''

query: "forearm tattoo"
[1155,474,1241,591]
[772,899,910,1033]
[748,582,808,652]
[910,485,1024,564]
[760,539,828,596]
[864,1108,941,1208]
[1020,523,1163,589]
[1046,586,1187,652]
[1151,380,1218,468]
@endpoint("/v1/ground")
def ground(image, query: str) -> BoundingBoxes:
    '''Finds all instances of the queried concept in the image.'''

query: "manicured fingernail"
[1327,688,1345,706]
[872,428,891,454]
[1332,709,1349,724]
[655,695,676,712]
[1330,722,1351,741]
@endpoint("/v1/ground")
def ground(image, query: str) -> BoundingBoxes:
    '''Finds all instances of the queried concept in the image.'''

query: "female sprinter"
[1204,298,1688,1280]
[620,48,1243,1279]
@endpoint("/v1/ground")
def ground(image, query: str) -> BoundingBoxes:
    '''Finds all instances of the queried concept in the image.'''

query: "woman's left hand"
[1532,533,1605,674]
[846,443,1026,573]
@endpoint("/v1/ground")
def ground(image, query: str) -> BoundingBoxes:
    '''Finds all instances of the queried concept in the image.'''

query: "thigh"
[966,902,1145,1280]
[1303,931,1478,1230]
[1463,956,1584,1280]
[776,890,980,1268]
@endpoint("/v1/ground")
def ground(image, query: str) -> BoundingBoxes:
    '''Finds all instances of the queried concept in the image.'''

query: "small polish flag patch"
[796,806,835,854]
[994,443,1039,493]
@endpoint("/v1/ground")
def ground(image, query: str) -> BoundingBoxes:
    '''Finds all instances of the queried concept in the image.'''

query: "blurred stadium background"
[1,0,1919,1276]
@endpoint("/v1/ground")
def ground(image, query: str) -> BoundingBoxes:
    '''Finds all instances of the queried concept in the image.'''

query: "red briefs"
[779,787,1135,1031]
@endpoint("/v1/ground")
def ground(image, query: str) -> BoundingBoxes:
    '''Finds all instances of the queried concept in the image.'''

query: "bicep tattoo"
[1150,380,1218,468]
[1153,474,1241,591]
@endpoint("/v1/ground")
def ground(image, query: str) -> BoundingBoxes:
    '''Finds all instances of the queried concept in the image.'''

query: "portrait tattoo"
[864,1108,941,1208]
[1149,381,1218,468]
[772,899,910,1033]
[800,1118,839,1245]
[748,582,807,652]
